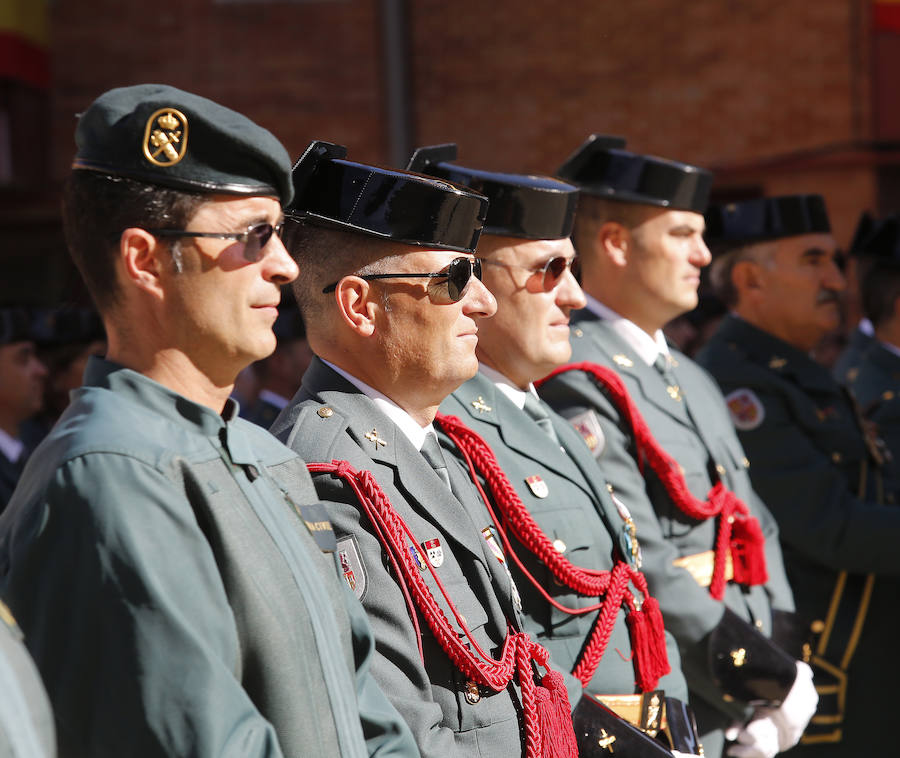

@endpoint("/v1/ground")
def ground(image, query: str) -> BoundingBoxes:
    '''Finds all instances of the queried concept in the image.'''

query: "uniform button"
[811,620,825,634]
[715,464,726,476]
[573,328,583,338]
[884,391,895,401]
[831,452,842,464]
[742,457,750,468]
[553,539,567,554]
[318,406,334,418]
[755,619,764,629]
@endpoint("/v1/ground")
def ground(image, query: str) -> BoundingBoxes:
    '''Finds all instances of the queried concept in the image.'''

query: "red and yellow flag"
[0,0,49,89]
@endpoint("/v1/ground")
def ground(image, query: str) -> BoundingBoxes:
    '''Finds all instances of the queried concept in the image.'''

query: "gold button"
[884,391,895,401]
[553,539,567,554]
[573,328,583,338]
[754,619,763,629]
[742,457,750,468]
[715,464,726,476]
[831,452,842,464]
[811,620,826,633]
[317,407,334,418]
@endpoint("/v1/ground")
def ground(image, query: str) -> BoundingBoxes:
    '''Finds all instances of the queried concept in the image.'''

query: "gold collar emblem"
[364,428,387,449]
[143,107,188,167]
[471,396,492,413]
[613,354,634,368]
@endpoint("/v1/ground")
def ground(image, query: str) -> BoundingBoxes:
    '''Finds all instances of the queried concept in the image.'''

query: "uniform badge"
[423,538,444,568]
[725,388,765,431]
[364,428,387,449]
[336,535,367,600]
[568,409,606,458]
[409,545,426,571]
[609,488,642,569]
[613,354,634,368]
[471,396,492,413]
[525,474,549,498]
[143,107,188,167]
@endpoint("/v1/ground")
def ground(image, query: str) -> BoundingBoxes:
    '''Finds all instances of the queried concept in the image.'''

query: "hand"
[725,716,779,758]
[768,661,817,750]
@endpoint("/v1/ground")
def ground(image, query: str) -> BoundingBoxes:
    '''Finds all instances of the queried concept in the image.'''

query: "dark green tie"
[523,393,560,444]
[420,433,452,490]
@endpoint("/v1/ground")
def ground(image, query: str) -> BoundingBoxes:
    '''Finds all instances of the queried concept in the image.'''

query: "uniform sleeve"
[1,453,285,758]
[312,473,469,758]
[341,577,421,758]
[722,386,900,576]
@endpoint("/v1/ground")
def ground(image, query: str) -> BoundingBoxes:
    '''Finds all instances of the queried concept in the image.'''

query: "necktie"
[523,393,560,444]
[420,433,452,490]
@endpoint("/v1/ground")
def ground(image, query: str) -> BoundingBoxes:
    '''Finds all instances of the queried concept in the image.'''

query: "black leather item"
[705,194,831,250]
[407,143,578,241]
[709,607,798,705]
[769,608,812,661]
[572,696,675,758]
[663,697,703,755]
[287,140,488,253]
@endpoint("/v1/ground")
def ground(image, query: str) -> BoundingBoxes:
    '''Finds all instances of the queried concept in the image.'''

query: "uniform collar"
[582,293,670,366]
[320,358,433,451]
[878,339,900,360]
[477,363,539,411]
[0,428,23,464]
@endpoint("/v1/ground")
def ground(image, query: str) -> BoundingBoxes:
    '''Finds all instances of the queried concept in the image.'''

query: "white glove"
[725,715,780,758]
[768,660,818,751]
[671,752,703,758]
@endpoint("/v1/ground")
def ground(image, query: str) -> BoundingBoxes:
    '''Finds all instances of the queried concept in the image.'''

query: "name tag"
[295,501,338,553]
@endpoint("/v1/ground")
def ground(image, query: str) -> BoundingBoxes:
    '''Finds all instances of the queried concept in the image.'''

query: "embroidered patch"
[725,388,765,431]
[569,409,606,458]
[525,474,549,499]
[336,535,367,600]
[423,538,444,568]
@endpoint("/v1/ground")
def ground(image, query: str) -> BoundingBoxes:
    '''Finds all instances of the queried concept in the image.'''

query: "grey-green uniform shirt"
[439,370,688,703]
[697,314,900,755]
[271,358,581,758]
[0,357,417,758]
[539,310,794,757]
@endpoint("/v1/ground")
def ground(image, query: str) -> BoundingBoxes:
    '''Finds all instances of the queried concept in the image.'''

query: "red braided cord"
[537,362,768,600]
[307,459,555,758]
[435,412,667,689]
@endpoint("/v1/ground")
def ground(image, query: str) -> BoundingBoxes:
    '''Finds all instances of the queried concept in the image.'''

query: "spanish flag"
[0,0,49,89]
[874,0,900,34]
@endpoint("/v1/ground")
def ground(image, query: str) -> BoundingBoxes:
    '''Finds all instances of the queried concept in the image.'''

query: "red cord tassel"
[535,669,578,758]
[730,517,769,587]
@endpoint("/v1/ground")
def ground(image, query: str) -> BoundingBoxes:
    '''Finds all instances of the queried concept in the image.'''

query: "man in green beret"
[540,137,812,758]
[0,85,418,758]
[698,194,900,756]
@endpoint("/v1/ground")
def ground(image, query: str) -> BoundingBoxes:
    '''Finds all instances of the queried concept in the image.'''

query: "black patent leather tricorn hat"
[557,134,712,214]
[704,194,831,252]
[407,143,578,241]
[286,141,488,253]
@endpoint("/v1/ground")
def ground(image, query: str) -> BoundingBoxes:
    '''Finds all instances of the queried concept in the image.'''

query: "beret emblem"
[142,107,188,167]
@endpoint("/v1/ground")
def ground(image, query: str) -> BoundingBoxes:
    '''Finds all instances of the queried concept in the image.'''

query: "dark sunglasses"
[322,256,482,303]
[481,255,580,291]
[146,221,285,262]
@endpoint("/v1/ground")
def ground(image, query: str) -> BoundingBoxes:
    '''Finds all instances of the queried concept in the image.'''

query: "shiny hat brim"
[705,194,831,250]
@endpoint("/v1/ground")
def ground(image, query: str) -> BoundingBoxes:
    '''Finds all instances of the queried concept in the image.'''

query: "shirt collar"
[880,339,900,359]
[0,428,24,464]
[321,358,433,451]
[859,318,875,337]
[478,363,539,410]
[582,294,669,366]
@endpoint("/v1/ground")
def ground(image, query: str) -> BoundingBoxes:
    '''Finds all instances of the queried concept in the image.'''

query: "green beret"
[72,83,293,206]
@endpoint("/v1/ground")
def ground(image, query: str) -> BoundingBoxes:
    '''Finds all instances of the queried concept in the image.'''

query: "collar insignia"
[613,354,634,368]
[364,428,387,449]
[471,396,492,413]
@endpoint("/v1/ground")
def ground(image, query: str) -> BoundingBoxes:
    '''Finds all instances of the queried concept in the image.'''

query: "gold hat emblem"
[143,107,188,167]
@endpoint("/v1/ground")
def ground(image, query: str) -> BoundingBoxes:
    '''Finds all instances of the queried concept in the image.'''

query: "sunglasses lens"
[542,256,578,290]
[242,223,276,262]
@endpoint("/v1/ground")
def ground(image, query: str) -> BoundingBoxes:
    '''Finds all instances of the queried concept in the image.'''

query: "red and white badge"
[423,538,444,568]
[725,388,765,431]
[525,475,549,499]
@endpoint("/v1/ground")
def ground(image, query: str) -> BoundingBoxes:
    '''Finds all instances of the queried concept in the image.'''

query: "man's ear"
[732,258,765,297]
[119,228,168,299]
[333,276,378,337]
[598,221,629,267]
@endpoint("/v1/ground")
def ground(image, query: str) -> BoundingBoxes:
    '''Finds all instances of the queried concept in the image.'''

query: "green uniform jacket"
[0,358,417,758]
[539,311,794,756]
[0,602,54,757]
[832,325,874,386]
[439,371,689,703]
[697,314,900,755]
[847,341,900,463]
[271,358,580,758]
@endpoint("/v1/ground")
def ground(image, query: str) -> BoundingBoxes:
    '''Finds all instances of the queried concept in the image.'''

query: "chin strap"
[537,362,768,600]
[435,412,670,691]
[307,459,577,758]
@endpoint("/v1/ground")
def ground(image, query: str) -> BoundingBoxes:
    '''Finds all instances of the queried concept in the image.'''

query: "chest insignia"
[422,538,444,568]
[525,474,549,498]
[336,535,367,600]
[725,388,765,431]
[568,409,606,458]
[768,356,788,370]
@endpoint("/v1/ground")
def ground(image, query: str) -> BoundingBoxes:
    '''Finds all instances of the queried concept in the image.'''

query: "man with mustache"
[540,137,811,758]
[698,194,900,756]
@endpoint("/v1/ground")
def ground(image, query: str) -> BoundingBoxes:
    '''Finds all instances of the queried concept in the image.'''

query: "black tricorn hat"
[704,195,831,252]
[850,213,900,262]
[406,144,578,240]
[557,134,712,213]
[286,141,488,254]
[0,307,32,345]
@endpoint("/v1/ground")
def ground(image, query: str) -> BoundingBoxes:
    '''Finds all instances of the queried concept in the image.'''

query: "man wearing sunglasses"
[0,86,418,758]
[539,137,814,758]
[271,141,585,758]
[409,146,705,757]
[698,197,900,756]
